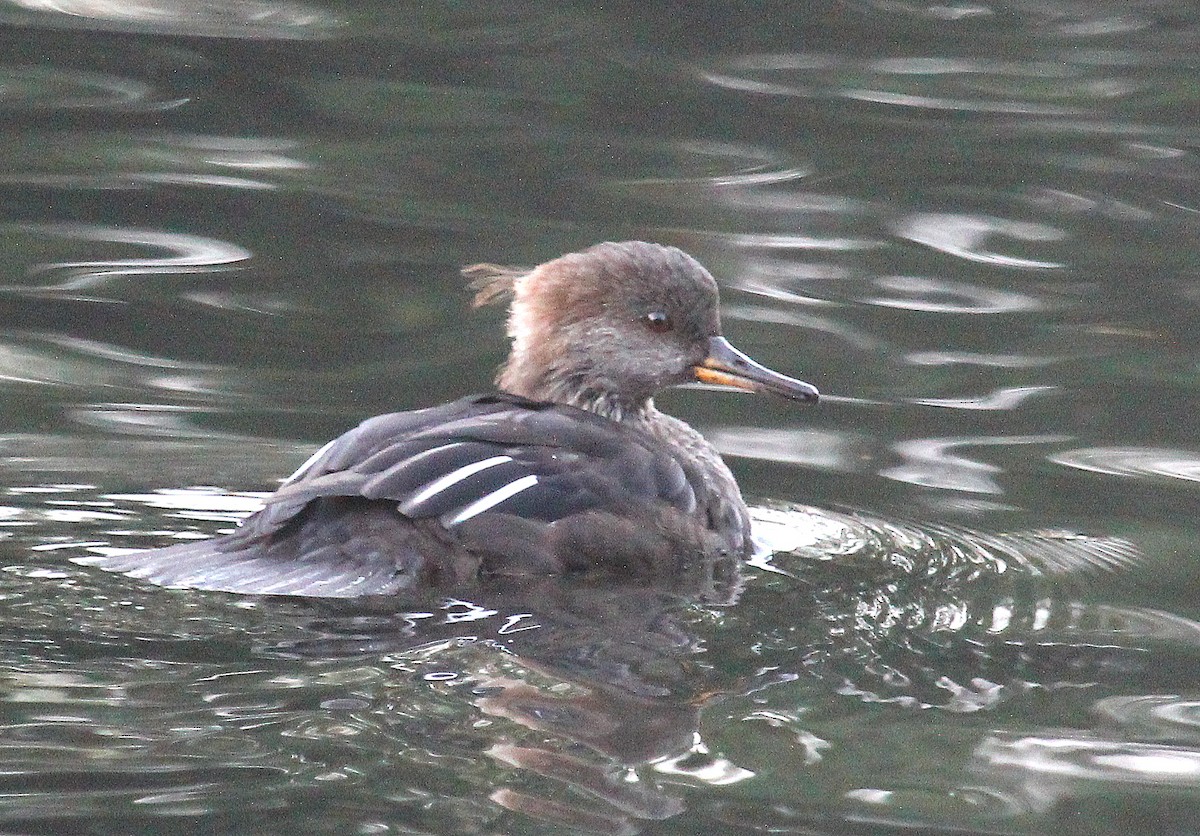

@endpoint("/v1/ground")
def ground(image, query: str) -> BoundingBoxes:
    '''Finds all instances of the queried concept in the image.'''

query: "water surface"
[1,2,1199,834]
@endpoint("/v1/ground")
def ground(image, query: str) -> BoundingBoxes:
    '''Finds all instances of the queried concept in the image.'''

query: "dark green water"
[1,3,1199,834]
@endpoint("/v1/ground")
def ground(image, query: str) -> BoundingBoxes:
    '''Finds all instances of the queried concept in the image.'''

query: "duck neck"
[499,359,653,424]
[498,302,654,423]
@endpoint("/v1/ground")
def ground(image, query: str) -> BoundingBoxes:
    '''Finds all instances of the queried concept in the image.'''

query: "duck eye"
[644,310,672,333]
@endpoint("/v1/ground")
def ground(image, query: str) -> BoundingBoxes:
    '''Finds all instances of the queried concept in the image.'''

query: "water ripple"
[884,435,1071,494]
[913,385,1058,411]
[842,84,1079,115]
[698,47,1178,117]
[2,0,340,39]
[905,350,1058,368]
[0,66,184,112]
[894,213,1066,269]
[0,134,307,191]
[724,231,881,252]
[0,334,237,397]
[698,53,835,98]
[104,488,265,517]
[141,135,309,172]
[1050,447,1200,486]
[722,304,880,350]
[750,503,1140,578]
[976,733,1200,788]
[35,336,222,371]
[867,276,1047,314]
[8,223,251,299]
[711,427,866,472]
[1093,694,1200,741]
[626,141,812,188]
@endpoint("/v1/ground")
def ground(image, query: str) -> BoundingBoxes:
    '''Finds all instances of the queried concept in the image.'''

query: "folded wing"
[77,394,710,596]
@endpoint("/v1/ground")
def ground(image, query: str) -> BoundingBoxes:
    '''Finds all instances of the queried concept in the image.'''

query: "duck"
[79,241,818,597]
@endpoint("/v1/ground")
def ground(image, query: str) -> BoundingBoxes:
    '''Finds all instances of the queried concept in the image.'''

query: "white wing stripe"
[442,474,540,526]
[397,455,514,514]
[282,438,338,485]
[382,441,466,473]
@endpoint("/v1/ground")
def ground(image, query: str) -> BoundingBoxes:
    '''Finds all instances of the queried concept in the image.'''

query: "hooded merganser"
[79,242,818,597]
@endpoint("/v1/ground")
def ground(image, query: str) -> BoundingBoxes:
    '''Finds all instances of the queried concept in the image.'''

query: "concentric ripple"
[1093,694,1200,740]
[750,502,1140,578]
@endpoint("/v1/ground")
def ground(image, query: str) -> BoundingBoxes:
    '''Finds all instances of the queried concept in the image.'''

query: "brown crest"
[462,263,531,308]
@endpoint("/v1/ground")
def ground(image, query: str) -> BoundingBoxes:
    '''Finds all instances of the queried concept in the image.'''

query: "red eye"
[645,311,672,333]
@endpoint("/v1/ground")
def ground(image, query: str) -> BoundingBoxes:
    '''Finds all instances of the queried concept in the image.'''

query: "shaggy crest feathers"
[463,262,529,308]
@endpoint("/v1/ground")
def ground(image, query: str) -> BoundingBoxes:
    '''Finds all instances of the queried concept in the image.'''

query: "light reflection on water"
[893,212,1066,269]
[0,0,341,39]
[911,384,1059,410]
[0,473,1196,833]
[1051,447,1200,485]
[699,42,1194,119]
[3,223,251,302]
[975,733,1200,804]
[866,275,1050,314]
[883,434,1071,494]
[1093,694,1200,740]
[0,65,182,111]
[0,0,1196,833]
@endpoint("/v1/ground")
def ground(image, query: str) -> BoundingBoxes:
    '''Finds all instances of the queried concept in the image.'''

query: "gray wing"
[77,395,706,597]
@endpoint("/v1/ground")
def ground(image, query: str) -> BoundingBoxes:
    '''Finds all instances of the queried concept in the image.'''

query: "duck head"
[465,241,818,422]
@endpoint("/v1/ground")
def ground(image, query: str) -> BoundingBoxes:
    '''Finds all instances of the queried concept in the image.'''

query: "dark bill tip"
[694,336,819,403]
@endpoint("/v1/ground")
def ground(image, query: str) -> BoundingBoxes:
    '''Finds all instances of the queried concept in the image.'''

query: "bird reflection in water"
[257,508,1160,834]
[266,556,743,834]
